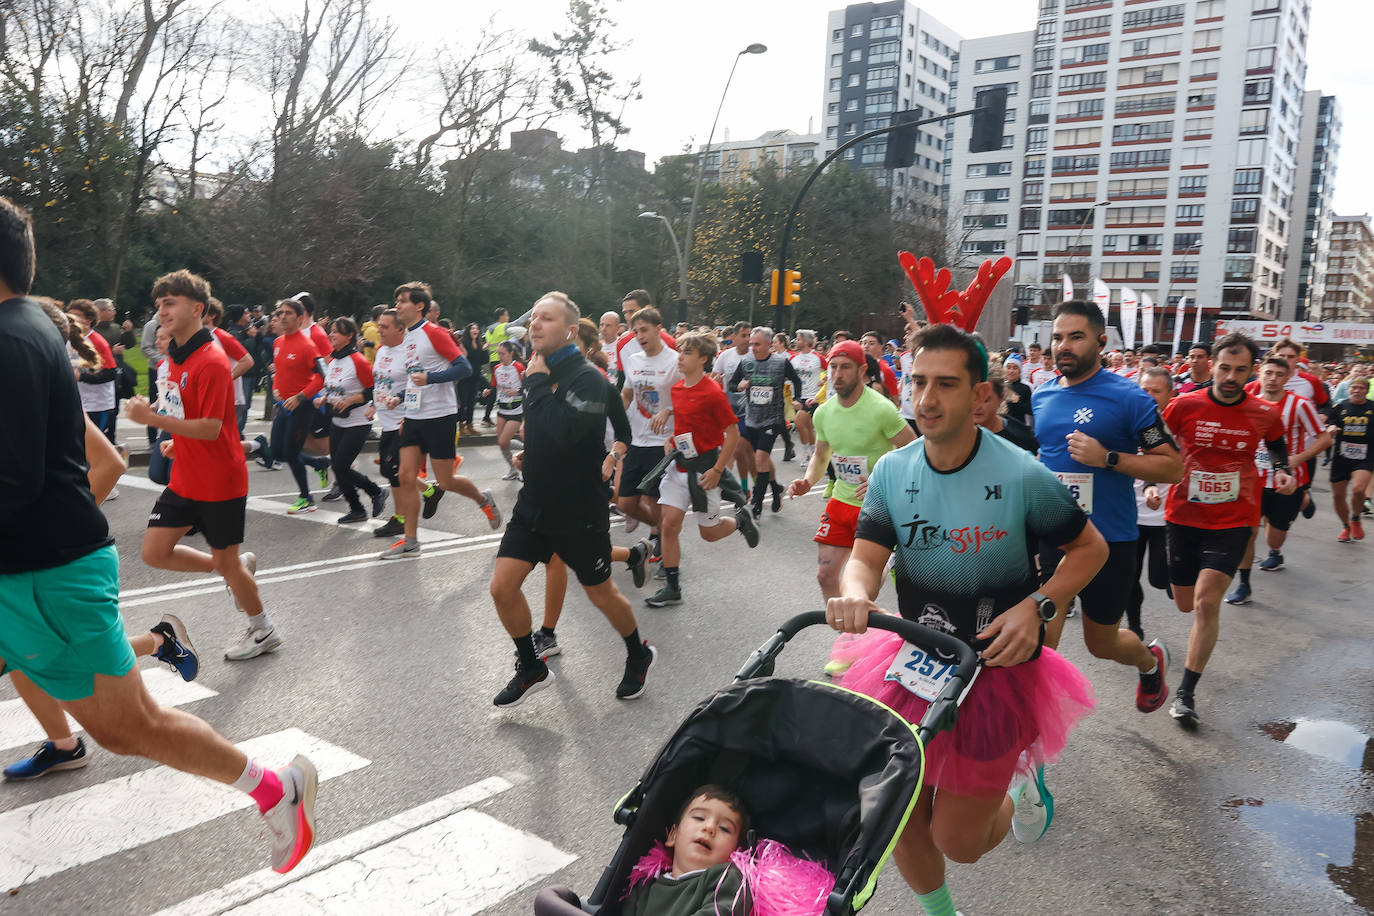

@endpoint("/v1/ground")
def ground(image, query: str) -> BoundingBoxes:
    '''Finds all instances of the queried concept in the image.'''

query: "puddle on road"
[1222,798,1374,910]
[1226,720,1374,909]
[1258,718,1374,772]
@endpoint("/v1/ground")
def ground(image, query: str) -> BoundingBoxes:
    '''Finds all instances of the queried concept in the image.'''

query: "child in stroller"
[622,784,751,915]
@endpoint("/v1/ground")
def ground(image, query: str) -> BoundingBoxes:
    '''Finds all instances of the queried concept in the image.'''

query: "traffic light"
[884,109,922,169]
[783,269,802,307]
[769,269,780,306]
[970,87,1009,153]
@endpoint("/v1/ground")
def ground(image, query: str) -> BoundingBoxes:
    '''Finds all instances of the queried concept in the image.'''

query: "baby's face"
[667,796,743,877]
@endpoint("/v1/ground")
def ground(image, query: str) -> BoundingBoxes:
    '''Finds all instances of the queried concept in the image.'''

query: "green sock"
[394,514,405,524]
[916,883,957,916]
[423,484,435,498]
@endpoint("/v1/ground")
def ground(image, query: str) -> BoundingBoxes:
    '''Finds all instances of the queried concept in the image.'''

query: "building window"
[1189,58,1220,79]
[1021,208,1042,230]
[1063,15,1110,39]
[1115,93,1173,116]
[849,48,863,63]
[1227,228,1257,253]
[1177,204,1205,221]
[865,91,897,114]
[847,73,861,88]
[870,16,901,39]
[1025,156,1046,177]
[845,99,859,112]
[870,40,900,65]
[831,53,842,69]
[1183,118,1214,139]
[974,55,1021,73]
[1234,168,1263,194]
[1110,149,1172,170]
[867,65,899,87]
[1174,232,1203,251]
[1179,175,1207,194]
[1023,180,1044,202]
[1112,120,1172,143]
[826,126,837,139]
[850,23,863,37]
[1118,64,1179,88]
[1027,127,1048,152]
[964,187,1010,203]
[832,28,843,42]
[1231,198,1260,223]
[1052,154,1099,173]
[1050,180,1098,201]
[1122,4,1184,29]
[829,77,841,92]
[1059,71,1108,92]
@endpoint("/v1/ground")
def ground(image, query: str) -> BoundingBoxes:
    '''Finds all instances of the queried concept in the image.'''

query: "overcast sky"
[390,0,1369,214]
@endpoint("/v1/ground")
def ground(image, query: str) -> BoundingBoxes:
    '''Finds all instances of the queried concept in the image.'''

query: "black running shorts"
[497,516,613,587]
[1166,522,1252,586]
[1330,455,1374,484]
[148,489,247,550]
[1039,539,1136,626]
[744,424,780,454]
[618,445,664,499]
[399,414,457,460]
[1260,488,1303,532]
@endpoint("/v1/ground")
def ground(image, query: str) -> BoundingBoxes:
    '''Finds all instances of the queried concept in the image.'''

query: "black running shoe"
[322,483,344,502]
[735,506,759,548]
[616,643,657,700]
[337,508,367,524]
[770,481,783,513]
[370,490,388,519]
[628,537,651,589]
[493,661,554,707]
[373,515,404,538]
[422,485,445,519]
[1169,692,1199,728]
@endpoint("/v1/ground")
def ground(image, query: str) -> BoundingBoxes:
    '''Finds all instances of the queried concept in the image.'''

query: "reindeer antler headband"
[898,253,1012,333]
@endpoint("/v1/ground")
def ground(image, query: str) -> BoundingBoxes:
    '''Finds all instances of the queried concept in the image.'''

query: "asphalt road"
[2,439,1373,915]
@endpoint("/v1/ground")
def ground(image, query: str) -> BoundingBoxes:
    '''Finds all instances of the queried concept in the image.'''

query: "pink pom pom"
[623,842,673,898]
[731,839,835,916]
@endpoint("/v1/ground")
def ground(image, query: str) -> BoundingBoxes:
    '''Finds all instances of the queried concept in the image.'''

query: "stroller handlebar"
[735,611,980,687]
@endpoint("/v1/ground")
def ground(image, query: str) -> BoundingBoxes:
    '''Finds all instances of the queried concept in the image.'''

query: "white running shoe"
[1009,766,1053,843]
[624,515,639,534]
[228,551,257,612]
[262,755,318,874]
[224,623,283,661]
[379,539,421,560]
[106,487,120,501]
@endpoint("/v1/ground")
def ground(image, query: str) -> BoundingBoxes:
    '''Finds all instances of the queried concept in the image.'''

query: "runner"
[825,323,1105,916]
[317,316,387,524]
[382,281,500,559]
[1034,300,1181,719]
[268,298,331,513]
[1128,367,1176,642]
[711,320,756,495]
[789,329,827,466]
[491,340,527,479]
[786,339,913,599]
[1174,344,1213,394]
[729,326,803,519]
[599,310,623,385]
[489,292,656,707]
[123,270,276,662]
[205,298,255,436]
[861,330,900,403]
[973,377,1039,454]
[1028,346,1058,389]
[368,309,424,539]
[618,307,679,535]
[1002,357,1035,428]
[642,330,759,607]
[66,299,120,443]
[1227,355,1331,602]
[1161,333,1294,727]
[0,208,317,873]
[1329,376,1374,542]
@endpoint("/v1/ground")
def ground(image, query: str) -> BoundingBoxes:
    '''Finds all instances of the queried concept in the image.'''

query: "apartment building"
[1324,215,1373,322]
[821,2,962,218]
[1281,92,1340,321]
[699,130,824,183]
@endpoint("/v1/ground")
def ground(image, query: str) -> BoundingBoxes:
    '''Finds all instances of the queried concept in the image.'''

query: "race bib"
[831,454,869,486]
[158,380,185,419]
[1341,441,1368,460]
[673,432,698,459]
[404,386,424,411]
[749,386,774,405]
[885,641,981,703]
[1188,470,1240,504]
[1255,447,1273,471]
[1054,471,1094,514]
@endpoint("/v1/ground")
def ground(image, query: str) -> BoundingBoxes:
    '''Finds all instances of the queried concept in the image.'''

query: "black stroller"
[533,611,980,916]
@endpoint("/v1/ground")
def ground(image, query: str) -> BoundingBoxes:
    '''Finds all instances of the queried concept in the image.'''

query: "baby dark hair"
[678,784,751,837]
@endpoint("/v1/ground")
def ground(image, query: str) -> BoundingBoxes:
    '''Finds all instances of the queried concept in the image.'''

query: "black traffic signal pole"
[772,104,986,331]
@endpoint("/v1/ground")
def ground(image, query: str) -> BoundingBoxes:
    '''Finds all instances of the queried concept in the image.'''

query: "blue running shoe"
[151,613,199,682]
[3,738,90,781]
[1225,581,1252,605]
[1258,550,1284,571]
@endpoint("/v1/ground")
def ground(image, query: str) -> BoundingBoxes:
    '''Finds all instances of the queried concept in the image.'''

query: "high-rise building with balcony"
[944,0,1312,342]
[698,130,824,184]
[821,3,962,219]
[1282,92,1340,321]
[1324,215,1373,323]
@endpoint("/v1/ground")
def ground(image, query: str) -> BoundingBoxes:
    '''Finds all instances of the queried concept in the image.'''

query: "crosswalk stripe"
[0,667,217,755]
[0,728,369,890]
[219,809,574,914]
[155,775,535,915]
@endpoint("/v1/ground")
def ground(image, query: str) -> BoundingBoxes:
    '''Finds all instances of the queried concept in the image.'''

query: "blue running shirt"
[856,430,1088,642]
[1032,367,1168,542]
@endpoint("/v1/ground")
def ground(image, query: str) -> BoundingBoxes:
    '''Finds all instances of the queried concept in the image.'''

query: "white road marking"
[0,667,217,754]
[218,810,573,914]
[120,539,509,609]
[115,474,454,541]
[155,776,549,916]
[0,728,369,889]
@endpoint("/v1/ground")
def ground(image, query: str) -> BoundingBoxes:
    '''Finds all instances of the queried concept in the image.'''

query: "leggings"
[271,403,329,499]
[1128,525,1170,639]
[329,424,381,511]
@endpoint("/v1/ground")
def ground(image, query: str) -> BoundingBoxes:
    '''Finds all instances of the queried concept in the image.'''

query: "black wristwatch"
[1030,590,1057,621]
[1105,450,1120,470]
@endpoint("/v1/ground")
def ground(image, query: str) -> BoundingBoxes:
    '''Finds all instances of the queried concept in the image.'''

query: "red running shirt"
[273,330,325,400]
[166,333,248,501]
[1163,389,1285,529]
[669,376,738,456]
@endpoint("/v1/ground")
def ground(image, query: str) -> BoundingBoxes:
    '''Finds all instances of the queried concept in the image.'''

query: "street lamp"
[638,211,687,308]
[1060,199,1113,297]
[678,42,767,325]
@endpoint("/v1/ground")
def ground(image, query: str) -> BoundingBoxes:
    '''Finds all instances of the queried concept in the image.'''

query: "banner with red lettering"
[1213,319,1374,345]
[1171,295,1188,356]
[1120,287,1139,349]
[1141,293,1155,347]
[1062,274,1074,302]
[1092,278,1110,327]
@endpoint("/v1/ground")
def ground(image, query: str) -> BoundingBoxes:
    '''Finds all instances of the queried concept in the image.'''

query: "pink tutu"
[831,629,1095,797]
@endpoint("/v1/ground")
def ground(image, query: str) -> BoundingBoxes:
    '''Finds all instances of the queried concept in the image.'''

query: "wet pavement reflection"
[1225,719,1374,910]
